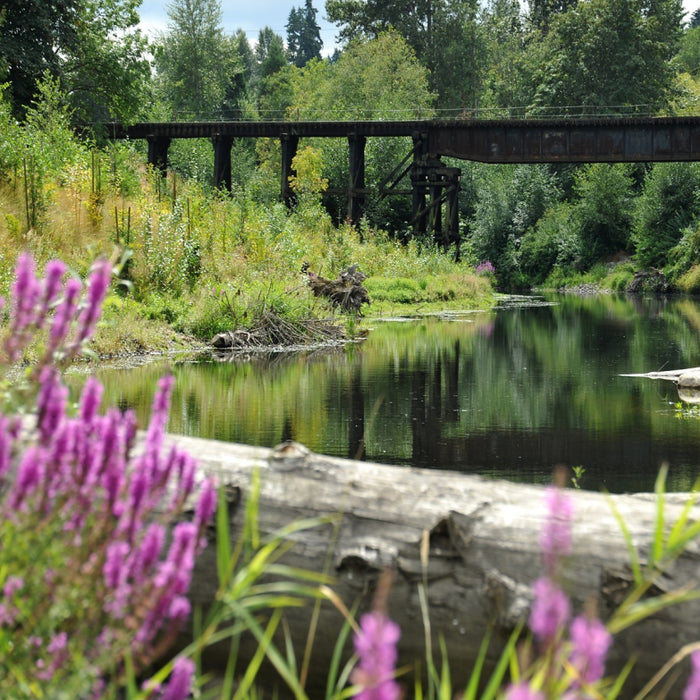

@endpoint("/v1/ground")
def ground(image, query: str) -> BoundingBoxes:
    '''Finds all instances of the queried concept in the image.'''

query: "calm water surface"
[92,293,700,493]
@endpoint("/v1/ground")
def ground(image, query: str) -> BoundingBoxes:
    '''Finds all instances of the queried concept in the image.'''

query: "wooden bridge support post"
[280,133,300,208]
[147,136,171,177]
[428,169,443,241]
[348,134,366,229]
[410,132,431,241]
[212,135,234,191]
[444,167,461,260]
[411,165,428,241]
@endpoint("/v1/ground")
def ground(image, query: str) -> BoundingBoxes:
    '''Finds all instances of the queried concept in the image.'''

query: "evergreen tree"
[286,0,323,67]
[255,27,288,78]
[154,0,229,117]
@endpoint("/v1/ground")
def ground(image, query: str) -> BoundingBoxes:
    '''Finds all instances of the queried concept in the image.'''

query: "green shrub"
[676,264,700,294]
[633,162,700,269]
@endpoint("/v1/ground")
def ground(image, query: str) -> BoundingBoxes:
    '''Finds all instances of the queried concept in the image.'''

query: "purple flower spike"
[194,478,217,531]
[684,650,700,700]
[5,252,41,360]
[36,366,68,443]
[49,277,82,354]
[0,415,15,478]
[74,259,112,346]
[504,681,545,700]
[540,485,573,575]
[39,259,67,320]
[8,446,45,510]
[351,611,401,700]
[529,576,570,646]
[80,376,104,424]
[569,613,612,687]
[161,657,196,700]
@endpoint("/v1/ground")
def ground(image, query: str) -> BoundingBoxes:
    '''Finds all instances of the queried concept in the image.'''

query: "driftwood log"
[173,434,700,697]
[621,366,700,403]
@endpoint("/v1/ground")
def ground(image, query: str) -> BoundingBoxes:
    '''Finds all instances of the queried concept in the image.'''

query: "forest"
[3,0,700,300]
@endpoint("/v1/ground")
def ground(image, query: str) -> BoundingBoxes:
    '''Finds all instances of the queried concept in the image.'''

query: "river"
[91,293,700,493]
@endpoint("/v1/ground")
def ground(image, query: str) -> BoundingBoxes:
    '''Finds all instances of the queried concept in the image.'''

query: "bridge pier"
[147,136,171,176]
[348,134,366,229]
[213,135,234,190]
[280,133,300,207]
[411,157,461,258]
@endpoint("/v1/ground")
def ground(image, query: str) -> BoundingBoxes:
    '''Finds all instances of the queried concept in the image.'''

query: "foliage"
[325,0,486,109]
[529,0,684,115]
[519,203,580,284]
[60,0,151,124]
[153,0,232,119]
[468,164,561,289]
[571,164,635,269]
[0,0,149,123]
[633,162,700,269]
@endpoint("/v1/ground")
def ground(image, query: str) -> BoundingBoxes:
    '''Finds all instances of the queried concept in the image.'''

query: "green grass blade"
[325,607,356,699]
[480,621,524,700]
[651,464,668,568]
[605,492,642,585]
[216,485,232,585]
[232,608,283,700]
[462,626,493,700]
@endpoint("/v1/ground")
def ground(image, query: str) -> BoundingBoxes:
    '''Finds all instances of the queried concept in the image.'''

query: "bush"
[572,164,634,270]
[633,162,700,269]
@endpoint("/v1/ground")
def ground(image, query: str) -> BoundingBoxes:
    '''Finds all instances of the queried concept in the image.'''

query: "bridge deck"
[110,116,700,163]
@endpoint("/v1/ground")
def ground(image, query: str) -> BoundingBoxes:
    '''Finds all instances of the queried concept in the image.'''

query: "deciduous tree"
[529,0,684,115]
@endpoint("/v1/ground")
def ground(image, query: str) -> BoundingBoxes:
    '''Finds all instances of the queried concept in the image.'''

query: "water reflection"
[90,294,700,493]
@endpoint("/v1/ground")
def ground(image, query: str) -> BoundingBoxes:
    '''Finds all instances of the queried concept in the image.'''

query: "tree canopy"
[0,0,148,122]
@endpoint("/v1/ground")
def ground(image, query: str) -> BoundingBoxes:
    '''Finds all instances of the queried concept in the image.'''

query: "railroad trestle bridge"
[110,116,700,252]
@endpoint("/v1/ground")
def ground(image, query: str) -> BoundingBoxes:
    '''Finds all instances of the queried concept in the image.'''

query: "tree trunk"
[175,434,700,698]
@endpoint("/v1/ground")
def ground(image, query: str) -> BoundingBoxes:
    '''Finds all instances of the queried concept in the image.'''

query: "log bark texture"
[172,434,700,698]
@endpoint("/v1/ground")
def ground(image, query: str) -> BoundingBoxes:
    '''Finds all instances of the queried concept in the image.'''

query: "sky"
[138,0,700,56]
[138,0,341,54]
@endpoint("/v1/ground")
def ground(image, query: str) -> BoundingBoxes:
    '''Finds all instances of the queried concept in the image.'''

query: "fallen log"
[621,367,700,403]
[174,435,700,697]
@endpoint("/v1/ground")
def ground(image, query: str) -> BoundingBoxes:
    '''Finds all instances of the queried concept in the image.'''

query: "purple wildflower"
[36,631,69,681]
[3,575,24,598]
[0,415,14,478]
[475,260,496,276]
[130,523,165,584]
[80,376,103,424]
[39,259,67,320]
[684,650,700,700]
[8,446,45,510]
[194,477,217,531]
[540,485,574,576]
[161,657,196,700]
[529,576,571,646]
[504,681,545,700]
[7,253,41,352]
[73,258,112,347]
[49,277,82,354]
[569,613,612,687]
[351,611,401,700]
[36,366,68,443]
